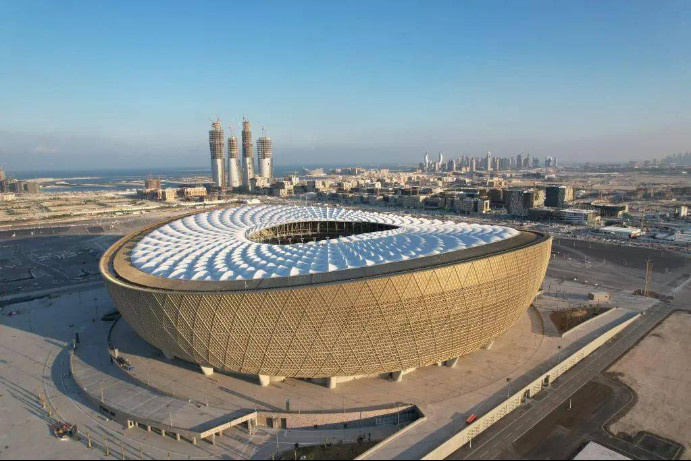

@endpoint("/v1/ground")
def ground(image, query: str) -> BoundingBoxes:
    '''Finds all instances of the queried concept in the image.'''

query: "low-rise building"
[457,198,490,214]
[590,202,629,218]
[558,208,599,225]
[545,185,573,208]
[598,226,642,238]
[181,187,207,199]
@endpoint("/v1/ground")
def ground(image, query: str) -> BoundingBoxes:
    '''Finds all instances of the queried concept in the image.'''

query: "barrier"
[354,408,427,460]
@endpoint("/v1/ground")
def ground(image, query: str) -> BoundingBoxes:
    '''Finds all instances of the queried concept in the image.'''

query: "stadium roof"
[129,205,519,282]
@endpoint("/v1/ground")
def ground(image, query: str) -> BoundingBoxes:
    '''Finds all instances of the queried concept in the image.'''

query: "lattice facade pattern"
[104,236,551,378]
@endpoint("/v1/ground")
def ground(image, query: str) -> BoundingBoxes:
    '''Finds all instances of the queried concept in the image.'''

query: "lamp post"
[557,345,562,364]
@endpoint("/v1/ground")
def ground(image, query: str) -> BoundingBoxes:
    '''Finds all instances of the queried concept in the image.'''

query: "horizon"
[1,0,690,171]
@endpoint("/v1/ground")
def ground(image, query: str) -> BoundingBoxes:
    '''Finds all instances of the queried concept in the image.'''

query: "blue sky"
[1,0,689,170]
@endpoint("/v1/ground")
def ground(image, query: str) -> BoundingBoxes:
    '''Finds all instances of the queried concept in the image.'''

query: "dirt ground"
[278,440,379,460]
[550,306,612,335]
[609,311,691,459]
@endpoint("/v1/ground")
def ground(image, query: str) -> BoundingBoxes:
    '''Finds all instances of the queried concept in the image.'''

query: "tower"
[257,128,273,183]
[227,126,242,188]
[208,119,225,188]
[241,118,254,189]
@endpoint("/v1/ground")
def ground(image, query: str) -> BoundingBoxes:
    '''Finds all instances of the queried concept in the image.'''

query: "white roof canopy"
[130,205,519,282]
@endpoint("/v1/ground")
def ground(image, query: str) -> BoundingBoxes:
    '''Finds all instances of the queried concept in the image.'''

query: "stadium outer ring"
[100,208,551,382]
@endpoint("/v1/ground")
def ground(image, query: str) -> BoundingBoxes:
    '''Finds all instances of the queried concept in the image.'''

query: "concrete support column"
[200,365,214,376]
[161,348,175,360]
[482,340,495,351]
[258,375,285,386]
[392,368,415,382]
[146,425,151,432]
[444,357,459,368]
[161,429,166,437]
[326,376,355,389]
[175,433,181,441]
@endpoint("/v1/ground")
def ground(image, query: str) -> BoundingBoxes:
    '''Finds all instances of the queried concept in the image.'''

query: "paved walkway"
[71,319,253,435]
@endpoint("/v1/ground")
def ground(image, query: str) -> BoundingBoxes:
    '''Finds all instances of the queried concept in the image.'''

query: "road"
[448,275,691,460]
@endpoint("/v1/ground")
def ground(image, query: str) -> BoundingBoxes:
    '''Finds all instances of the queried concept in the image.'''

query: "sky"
[0,0,690,171]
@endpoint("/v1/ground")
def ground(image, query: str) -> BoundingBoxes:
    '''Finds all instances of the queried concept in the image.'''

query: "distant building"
[558,208,599,225]
[598,226,642,238]
[209,120,225,188]
[457,198,490,214]
[0,193,16,201]
[526,207,558,221]
[270,180,293,197]
[181,187,207,199]
[505,188,544,217]
[590,202,628,218]
[227,133,242,188]
[158,188,178,202]
[0,167,5,182]
[257,133,273,182]
[144,176,161,190]
[545,185,574,208]
[24,181,40,194]
[9,180,39,194]
[242,118,255,190]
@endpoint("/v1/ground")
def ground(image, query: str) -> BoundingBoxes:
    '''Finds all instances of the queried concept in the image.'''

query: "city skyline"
[1,0,690,171]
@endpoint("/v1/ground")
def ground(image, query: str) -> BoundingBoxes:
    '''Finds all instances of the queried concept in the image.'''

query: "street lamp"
[506,377,512,399]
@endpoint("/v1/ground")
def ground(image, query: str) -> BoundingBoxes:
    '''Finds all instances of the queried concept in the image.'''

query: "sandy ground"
[609,311,691,459]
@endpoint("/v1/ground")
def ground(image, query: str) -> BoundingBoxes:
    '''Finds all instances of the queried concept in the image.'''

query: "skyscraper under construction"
[257,130,273,183]
[241,118,254,189]
[209,120,225,188]
[227,128,242,188]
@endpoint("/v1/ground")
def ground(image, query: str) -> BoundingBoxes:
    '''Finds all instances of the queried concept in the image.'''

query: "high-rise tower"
[209,120,225,188]
[227,127,242,188]
[241,118,254,188]
[257,129,273,183]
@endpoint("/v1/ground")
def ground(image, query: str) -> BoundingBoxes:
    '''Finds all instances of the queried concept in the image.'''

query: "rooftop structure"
[130,205,519,281]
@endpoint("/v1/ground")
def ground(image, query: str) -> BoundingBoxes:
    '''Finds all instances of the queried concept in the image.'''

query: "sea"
[12,164,407,194]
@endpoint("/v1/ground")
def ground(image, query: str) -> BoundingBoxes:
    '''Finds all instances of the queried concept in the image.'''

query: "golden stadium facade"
[100,205,550,383]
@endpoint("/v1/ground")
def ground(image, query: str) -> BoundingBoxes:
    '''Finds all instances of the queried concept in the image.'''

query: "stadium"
[100,205,551,385]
